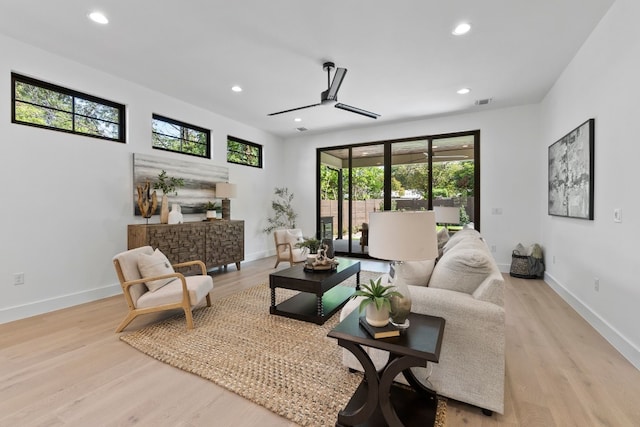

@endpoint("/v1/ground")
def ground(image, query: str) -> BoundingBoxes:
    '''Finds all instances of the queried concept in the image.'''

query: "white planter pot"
[365,304,390,327]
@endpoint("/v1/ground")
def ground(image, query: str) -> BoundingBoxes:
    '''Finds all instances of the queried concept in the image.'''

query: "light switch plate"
[614,208,622,223]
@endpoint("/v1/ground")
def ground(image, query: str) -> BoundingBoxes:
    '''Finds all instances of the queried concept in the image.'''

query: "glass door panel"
[390,139,430,212]
[350,144,384,255]
[431,134,475,230]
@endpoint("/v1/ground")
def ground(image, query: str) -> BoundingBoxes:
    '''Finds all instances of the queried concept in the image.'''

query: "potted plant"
[295,236,321,254]
[153,170,184,224]
[205,201,220,220]
[350,278,403,327]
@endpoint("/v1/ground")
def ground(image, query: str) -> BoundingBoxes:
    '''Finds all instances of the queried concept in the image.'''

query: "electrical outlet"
[13,273,25,286]
[491,208,503,215]
[553,255,556,264]
[594,277,599,292]
[490,245,497,253]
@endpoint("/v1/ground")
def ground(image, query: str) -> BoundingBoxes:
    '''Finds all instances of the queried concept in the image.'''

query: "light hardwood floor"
[1,256,639,426]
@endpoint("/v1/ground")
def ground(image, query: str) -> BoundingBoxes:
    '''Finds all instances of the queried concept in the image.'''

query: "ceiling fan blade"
[335,103,380,119]
[325,67,347,101]
[267,103,321,116]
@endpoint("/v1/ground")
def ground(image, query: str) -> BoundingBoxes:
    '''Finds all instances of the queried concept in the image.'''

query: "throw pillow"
[285,229,303,248]
[437,227,450,258]
[137,248,177,292]
[429,247,494,294]
[390,260,435,287]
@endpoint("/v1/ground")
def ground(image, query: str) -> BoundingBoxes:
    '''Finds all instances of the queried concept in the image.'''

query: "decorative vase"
[168,203,183,224]
[160,194,169,224]
[365,304,390,327]
[389,262,412,329]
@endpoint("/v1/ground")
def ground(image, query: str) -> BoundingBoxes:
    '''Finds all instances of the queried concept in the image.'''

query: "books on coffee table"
[359,316,400,339]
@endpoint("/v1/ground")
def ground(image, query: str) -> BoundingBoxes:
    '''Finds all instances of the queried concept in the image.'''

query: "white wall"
[283,104,543,272]
[539,0,640,368]
[0,34,284,324]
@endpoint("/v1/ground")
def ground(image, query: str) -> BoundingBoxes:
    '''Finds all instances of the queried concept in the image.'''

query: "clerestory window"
[12,73,126,142]
[227,135,262,168]
[152,114,210,158]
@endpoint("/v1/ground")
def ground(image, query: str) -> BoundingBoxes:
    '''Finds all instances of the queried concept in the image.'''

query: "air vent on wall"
[296,127,308,132]
[475,98,492,106]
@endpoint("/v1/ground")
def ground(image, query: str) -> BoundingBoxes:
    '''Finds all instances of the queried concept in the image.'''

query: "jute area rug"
[120,271,446,426]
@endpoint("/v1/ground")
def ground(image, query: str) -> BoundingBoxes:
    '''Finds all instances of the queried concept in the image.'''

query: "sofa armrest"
[409,285,504,324]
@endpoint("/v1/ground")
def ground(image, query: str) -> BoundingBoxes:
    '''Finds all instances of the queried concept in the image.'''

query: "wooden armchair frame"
[113,258,212,333]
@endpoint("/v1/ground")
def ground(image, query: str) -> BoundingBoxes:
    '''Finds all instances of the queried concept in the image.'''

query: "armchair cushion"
[137,248,178,292]
[136,274,213,309]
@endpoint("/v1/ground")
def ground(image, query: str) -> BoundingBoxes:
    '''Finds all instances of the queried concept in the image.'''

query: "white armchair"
[273,228,307,268]
[112,246,213,332]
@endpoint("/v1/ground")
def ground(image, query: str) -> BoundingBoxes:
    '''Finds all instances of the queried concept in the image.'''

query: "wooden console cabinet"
[128,220,244,274]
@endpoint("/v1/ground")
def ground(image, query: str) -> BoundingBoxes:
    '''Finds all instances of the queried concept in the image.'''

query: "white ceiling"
[0,0,615,138]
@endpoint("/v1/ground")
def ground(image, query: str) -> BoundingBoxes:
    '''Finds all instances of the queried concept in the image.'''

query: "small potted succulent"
[205,201,220,220]
[350,278,403,327]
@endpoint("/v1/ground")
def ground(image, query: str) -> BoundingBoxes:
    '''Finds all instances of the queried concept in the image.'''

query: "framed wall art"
[133,153,229,216]
[548,118,595,220]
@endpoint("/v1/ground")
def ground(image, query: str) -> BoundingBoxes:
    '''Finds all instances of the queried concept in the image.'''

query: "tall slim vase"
[389,261,412,329]
[160,194,169,224]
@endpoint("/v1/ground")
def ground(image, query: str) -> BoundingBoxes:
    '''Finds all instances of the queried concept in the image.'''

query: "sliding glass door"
[317,130,479,257]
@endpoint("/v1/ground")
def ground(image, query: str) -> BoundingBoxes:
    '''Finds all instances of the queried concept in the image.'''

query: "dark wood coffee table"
[328,310,445,427]
[269,258,360,325]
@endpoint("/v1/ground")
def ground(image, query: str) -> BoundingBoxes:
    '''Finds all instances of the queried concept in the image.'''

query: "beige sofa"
[340,228,505,415]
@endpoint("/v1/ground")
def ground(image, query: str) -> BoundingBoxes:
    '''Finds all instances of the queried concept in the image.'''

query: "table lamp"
[368,210,438,328]
[434,206,461,231]
[216,182,237,220]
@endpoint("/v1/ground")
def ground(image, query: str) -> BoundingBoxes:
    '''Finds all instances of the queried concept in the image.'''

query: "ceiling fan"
[268,62,380,119]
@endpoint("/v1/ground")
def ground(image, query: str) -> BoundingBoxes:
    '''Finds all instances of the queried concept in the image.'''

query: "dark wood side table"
[269,258,360,325]
[328,310,445,427]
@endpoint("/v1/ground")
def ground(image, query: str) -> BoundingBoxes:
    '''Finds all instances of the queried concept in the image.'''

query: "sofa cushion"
[137,248,177,292]
[390,260,435,287]
[429,247,495,294]
[442,228,483,254]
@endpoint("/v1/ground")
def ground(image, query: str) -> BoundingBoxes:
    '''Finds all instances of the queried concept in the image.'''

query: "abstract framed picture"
[548,119,595,220]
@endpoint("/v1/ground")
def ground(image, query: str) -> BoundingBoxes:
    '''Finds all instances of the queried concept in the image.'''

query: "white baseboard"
[544,272,640,370]
[0,283,122,325]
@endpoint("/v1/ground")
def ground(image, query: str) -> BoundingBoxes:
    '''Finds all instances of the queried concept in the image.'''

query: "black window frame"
[227,135,263,168]
[151,113,211,159]
[11,72,126,143]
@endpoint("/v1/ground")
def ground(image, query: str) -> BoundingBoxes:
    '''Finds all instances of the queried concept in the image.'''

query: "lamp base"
[390,318,410,330]
[222,198,231,220]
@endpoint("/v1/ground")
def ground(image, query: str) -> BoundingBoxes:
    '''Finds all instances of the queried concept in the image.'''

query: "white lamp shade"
[434,206,460,224]
[368,211,438,261]
[216,182,237,199]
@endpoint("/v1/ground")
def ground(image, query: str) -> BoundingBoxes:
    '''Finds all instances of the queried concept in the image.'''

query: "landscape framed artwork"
[548,119,595,220]
[132,153,229,216]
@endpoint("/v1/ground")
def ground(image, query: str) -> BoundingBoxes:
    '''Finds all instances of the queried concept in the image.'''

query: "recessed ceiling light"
[231,85,242,92]
[294,118,302,122]
[452,22,471,36]
[457,88,471,95]
[88,11,109,25]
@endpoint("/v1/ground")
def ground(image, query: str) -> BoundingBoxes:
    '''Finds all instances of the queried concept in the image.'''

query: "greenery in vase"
[153,170,184,196]
[350,278,403,313]
[263,187,297,233]
[205,201,221,211]
[295,237,321,254]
